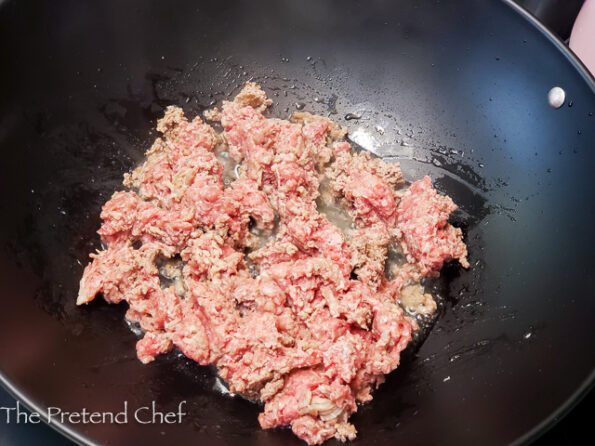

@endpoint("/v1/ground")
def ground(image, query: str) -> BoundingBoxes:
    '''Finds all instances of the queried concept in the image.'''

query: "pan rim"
[503,0,595,90]
[0,373,98,446]
[0,0,593,445]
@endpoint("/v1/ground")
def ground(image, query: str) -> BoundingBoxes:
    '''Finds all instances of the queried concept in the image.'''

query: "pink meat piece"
[302,120,329,143]
[77,243,160,307]
[222,94,353,277]
[229,81,273,112]
[169,146,225,227]
[221,103,275,166]
[180,232,244,281]
[77,243,181,338]
[170,290,212,365]
[264,257,347,320]
[78,82,467,445]
[283,209,353,277]
[258,369,358,444]
[163,112,216,155]
[273,160,319,203]
[290,111,348,143]
[344,170,398,226]
[125,107,217,209]
[326,150,404,231]
[321,331,368,383]
[177,234,248,362]
[290,415,356,446]
[127,140,174,206]
[348,224,391,289]
[396,176,469,274]
[218,311,322,395]
[248,228,308,272]
[98,191,194,254]
[136,331,173,364]
[327,281,374,329]
[368,300,413,374]
[332,141,352,155]
[222,102,319,204]
[181,278,239,363]
[225,177,275,230]
[218,176,276,247]
[259,369,329,429]
[300,121,333,167]
[177,173,224,226]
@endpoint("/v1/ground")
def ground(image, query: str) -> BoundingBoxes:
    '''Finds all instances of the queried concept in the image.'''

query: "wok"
[0,0,593,445]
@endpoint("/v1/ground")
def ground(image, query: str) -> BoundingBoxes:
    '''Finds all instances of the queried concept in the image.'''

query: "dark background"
[0,0,591,445]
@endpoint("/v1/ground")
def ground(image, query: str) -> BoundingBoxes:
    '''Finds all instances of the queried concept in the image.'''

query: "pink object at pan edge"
[570,0,595,76]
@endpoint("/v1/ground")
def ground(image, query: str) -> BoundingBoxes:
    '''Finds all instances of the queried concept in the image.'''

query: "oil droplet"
[375,125,385,135]
[523,328,534,340]
[568,100,573,108]
[344,113,361,121]
[443,376,451,382]
[294,102,305,110]
[306,56,312,61]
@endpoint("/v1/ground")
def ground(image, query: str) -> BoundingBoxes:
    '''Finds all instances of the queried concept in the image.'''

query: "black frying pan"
[0,1,593,445]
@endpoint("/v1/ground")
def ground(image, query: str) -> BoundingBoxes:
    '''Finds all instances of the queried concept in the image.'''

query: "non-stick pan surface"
[0,1,593,445]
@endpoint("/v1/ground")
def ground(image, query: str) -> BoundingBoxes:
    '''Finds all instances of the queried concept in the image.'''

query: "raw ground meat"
[78,82,469,444]
[396,176,469,274]
[348,224,391,290]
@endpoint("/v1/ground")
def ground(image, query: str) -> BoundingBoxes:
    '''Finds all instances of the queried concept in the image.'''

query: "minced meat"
[78,82,468,444]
